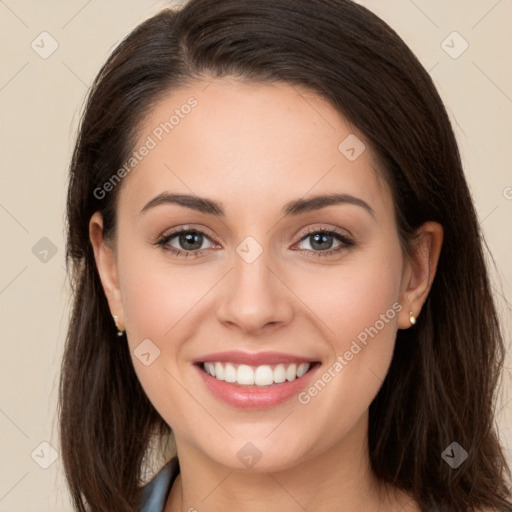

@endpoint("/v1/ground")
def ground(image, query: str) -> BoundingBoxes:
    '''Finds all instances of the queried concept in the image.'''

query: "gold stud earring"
[409,311,416,325]
[113,315,125,336]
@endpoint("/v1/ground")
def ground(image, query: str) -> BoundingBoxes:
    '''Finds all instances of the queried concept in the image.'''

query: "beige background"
[0,0,511,510]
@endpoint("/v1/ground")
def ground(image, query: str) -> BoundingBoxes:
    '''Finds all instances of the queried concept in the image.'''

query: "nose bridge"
[216,232,293,333]
[234,234,273,292]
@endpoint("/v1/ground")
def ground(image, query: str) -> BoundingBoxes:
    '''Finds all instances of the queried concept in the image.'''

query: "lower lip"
[194,363,321,409]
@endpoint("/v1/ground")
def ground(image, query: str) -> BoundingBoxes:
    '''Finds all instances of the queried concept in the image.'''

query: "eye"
[294,227,355,257]
[154,227,216,258]
[154,225,355,259]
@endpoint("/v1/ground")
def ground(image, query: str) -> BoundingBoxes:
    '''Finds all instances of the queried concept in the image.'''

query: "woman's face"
[92,77,429,472]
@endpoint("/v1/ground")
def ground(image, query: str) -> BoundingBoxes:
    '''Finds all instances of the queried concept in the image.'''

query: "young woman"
[58,1,512,511]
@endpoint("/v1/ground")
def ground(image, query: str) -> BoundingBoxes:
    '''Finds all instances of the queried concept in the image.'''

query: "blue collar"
[140,457,180,512]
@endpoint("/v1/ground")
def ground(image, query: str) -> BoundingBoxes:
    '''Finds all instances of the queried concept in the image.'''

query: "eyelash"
[154,225,355,259]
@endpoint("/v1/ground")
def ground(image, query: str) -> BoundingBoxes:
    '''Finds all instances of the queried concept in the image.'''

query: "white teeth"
[237,364,255,385]
[254,365,273,386]
[273,364,287,383]
[202,361,312,386]
[297,363,310,377]
[224,363,237,383]
[286,363,297,381]
[214,362,224,380]
[204,362,215,377]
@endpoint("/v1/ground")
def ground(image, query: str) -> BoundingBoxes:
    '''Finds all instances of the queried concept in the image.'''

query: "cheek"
[117,241,222,406]
[118,240,206,339]
[293,238,403,401]
[293,240,403,426]
[294,238,403,345]
[116,244,208,425]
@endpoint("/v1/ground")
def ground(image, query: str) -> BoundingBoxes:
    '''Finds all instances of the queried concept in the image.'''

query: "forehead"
[119,78,393,223]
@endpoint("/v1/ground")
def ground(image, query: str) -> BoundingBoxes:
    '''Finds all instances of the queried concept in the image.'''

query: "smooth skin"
[90,77,443,512]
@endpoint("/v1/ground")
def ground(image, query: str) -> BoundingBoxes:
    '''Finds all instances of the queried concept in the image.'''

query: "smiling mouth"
[196,361,321,387]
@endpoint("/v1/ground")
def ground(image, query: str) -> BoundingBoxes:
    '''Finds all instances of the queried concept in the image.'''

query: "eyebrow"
[139,192,376,219]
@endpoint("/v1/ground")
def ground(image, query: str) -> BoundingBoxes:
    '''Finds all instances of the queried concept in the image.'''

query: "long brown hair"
[59,1,512,510]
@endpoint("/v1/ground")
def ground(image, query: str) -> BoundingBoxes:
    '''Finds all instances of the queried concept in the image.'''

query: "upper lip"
[193,350,319,366]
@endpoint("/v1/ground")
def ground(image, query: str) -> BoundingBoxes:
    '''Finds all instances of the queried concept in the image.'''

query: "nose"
[215,242,294,336]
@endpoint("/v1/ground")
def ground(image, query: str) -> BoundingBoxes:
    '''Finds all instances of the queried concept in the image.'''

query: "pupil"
[312,233,332,250]
[181,232,202,250]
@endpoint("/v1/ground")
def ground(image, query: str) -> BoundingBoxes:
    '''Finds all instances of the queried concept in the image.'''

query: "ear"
[89,211,125,330]
[397,221,443,329]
